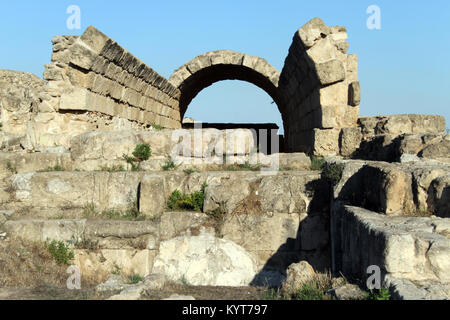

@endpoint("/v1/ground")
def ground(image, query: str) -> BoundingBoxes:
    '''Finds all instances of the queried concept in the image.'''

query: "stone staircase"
[0,136,330,287]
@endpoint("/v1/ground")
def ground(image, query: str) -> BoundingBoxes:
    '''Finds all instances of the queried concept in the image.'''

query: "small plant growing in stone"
[167,183,207,212]
[39,165,65,172]
[6,161,17,174]
[223,161,261,172]
[45,239,74,266]
[83,203,98,218]
[288,272,333,300]
[123,143,151,171]
[205,201,227,238]
[183,168,199,175]
[151,124,164,131]
[323,162,344,186]
[367,288,391,300]
[133,144,151,162]
[310,155,326,171]
[161,157,177,171]
[128,274,144,284]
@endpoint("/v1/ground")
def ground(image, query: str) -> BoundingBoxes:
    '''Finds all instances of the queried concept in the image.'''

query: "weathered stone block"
[139,175,166,219]
[349,81,361,106]
[340,127,362,157]
[312,128,341,156]
[80,26,109,54]
[59,88,88,111]
[319,82,348,106]
[316,59,346,85]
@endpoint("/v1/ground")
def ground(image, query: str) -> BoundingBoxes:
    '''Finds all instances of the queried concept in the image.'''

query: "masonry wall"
[44,26,181,129]
[279,18,360,156]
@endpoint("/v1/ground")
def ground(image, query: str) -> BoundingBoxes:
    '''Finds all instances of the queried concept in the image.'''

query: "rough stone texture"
[356,132,449,163]
[278,17,359,156]
[328,284,368,300]
[152,230,257,286]
[333,159,450,217]
[2,18,363,155]
[384,275,450,300]
[427,175,450,218]
[144,273,166,290]
[281,261,315,293]
[359,115,446,136]
[332,205,450,285]
[0,70,45,136]
[95,275,134,293]
[46,27,181,130]
[339,127,362,157]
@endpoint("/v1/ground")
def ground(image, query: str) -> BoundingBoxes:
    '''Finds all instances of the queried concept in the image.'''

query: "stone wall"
[344,114,448,161]
[44,26,181,130]
[278,18,360,156]
[332,204,450,299]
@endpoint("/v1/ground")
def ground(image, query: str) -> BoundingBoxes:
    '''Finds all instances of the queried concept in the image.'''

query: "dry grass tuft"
[0,237,98,288]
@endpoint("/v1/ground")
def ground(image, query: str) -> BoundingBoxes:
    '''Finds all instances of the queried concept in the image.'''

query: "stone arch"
[169,50,287,129]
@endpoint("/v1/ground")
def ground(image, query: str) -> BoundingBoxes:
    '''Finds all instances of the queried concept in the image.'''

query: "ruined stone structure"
[0,18,449,300]
[23,17,359,156]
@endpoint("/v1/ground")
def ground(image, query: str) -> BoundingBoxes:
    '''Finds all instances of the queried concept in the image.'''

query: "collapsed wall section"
[43,26,181,130]
[279,18,360,156]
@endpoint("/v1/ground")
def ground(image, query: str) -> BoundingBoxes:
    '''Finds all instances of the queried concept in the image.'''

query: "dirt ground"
[0,283,270,300]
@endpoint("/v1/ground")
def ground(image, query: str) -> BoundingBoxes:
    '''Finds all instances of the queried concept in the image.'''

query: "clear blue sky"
[1,1,449,132]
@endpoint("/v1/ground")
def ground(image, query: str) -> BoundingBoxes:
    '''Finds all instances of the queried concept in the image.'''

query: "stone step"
[0,209,330,286]
[0,150,312,174]
[2,170,328,220]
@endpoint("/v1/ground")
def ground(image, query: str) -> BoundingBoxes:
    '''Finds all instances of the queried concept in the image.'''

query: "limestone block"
[427,175,450,218]
[384,233,416,274]
[340,127,362,157]
[152,231,257,286]
[59,88,88,111]
[209,51,226,65]
[242,54,259,69]
[346,54,358,82]
[319,82,348,106]
[74,249,155,282]
[421,139,450,161]
[315,59,346,85]
[221,214,301,252]
[139,175,166,219]
[69,40,98,70]
[306,38,336,64]
[203,176,252,214]
[297,17,331,48]
[312,128,341,156]
[426,240,450,281]
[42,220,86,243]
[70,131,142,162]
[349,81,361,106]
[282,261,316,293]
[159,212,210,241]
[80,26,109,54]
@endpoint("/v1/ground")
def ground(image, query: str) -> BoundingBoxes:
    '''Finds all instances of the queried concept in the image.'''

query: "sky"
[1,0,449,133]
